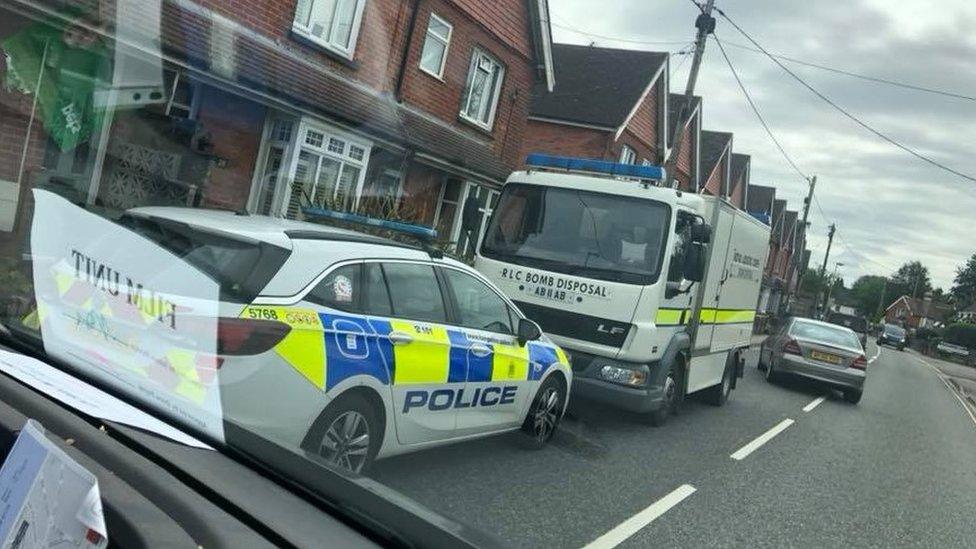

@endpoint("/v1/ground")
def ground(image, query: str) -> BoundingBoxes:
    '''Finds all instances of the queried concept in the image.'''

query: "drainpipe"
[394,0,423,102]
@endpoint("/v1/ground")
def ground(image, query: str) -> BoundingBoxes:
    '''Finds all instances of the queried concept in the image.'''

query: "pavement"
[371,341,976,548]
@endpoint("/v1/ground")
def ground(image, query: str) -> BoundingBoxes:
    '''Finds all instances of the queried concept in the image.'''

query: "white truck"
[473,155,770,425]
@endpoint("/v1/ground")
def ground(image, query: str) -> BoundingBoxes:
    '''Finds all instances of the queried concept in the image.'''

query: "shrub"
[944,323,976,348]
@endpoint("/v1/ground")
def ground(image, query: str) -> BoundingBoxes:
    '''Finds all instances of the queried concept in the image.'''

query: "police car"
[119,207,572,473]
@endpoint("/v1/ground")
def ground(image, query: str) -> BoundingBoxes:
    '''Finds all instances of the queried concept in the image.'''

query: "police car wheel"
[522,377,564,448]
[311,394,380,474]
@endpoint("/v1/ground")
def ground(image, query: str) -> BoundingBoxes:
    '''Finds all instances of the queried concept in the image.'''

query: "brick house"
[667,93,701,192]
[728,152,750,210]
[520,44,670,168]
[0,0,556,256]
[699,130,732,199]
[885,295,952,329]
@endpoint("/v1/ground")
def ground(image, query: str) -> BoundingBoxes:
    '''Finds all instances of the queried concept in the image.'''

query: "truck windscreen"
[481,184,670,284]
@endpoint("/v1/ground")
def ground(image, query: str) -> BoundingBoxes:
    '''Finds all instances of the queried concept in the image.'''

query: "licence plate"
[810,350,841,364]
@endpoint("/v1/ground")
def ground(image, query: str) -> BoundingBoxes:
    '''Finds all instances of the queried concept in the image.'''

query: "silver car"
[759,317,868,404]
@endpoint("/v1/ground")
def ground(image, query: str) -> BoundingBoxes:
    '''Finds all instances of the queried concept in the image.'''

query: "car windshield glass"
[2,0,975,546]
[480,183,670,284]
[826,313,867,332]
[885,325,906,337]
[791,321,861,349]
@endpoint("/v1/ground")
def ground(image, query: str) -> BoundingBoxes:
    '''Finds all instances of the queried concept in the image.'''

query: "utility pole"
[817,223,836,318]
[662,0,715,187]
[876,277,889,318]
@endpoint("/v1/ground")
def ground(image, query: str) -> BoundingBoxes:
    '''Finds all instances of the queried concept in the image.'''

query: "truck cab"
[475,155,768,424]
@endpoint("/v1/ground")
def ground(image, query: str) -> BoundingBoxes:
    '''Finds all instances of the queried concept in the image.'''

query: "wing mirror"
[683,242,706,282]
[690,223,712,244]
[517,318,542,346]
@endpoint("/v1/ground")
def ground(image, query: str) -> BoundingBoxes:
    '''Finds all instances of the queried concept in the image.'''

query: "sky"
[549,0,976,290]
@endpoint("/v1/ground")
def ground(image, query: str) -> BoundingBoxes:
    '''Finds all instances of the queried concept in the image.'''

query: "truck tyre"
[703,354,734,406]
[306,392,381,474]
[764,357,779,383]
[646,367,678,427]
[521,375,565,449]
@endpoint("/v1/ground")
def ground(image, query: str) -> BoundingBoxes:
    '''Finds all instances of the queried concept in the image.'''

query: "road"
[372,341,976,548]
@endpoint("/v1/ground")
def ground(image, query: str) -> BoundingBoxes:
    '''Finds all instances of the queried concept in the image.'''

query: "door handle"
[469,343,492,357]
[388,331,414,345]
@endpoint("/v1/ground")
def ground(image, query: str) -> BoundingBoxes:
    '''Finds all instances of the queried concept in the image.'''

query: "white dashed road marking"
[582,484,696,549]
[802,396,826,412]
[730,419,795,461]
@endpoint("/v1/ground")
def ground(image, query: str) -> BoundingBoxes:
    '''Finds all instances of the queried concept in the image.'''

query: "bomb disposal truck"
[474,154,769,425]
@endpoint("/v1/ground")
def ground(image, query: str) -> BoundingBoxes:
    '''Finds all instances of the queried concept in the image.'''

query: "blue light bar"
[302,207,438,240]
[525,153,666,181]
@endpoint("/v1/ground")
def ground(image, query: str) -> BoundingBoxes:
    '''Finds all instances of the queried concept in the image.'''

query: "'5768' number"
[247,308,279,321]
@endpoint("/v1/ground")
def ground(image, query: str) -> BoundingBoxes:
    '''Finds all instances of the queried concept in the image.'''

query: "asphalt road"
[372,342,976,548]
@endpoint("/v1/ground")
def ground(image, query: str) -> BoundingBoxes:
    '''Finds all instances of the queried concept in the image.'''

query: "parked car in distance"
[877,324,907,351]
[936,341,970,358]
[759,317,868,404]
[826,311,869,348]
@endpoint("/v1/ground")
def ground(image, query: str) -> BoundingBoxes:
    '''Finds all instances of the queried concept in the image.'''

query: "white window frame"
[419,13,452,79]
[619,145,637,164]
[251,115,373,217]
[459,48,505,130]
[292,0,367,60]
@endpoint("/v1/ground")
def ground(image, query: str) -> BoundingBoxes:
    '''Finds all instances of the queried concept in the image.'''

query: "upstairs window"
[293,0,366,59]
[419,13,452,78]
[619,145,637,165]
[460,49,504,129]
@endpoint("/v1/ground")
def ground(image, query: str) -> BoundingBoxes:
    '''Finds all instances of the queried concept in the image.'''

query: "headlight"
[600,365,647,387]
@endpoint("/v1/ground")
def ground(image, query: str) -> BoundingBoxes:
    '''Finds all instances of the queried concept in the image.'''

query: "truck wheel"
[764,357,779,383]
[646,368,678,427]
[703,356,734,406]
[521,375,565,449]
[306,393,381,474]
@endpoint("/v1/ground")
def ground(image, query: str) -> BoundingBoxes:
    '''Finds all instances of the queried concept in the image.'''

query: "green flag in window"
[3,21,110,152]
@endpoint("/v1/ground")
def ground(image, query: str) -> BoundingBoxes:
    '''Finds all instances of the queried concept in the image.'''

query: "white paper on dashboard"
[0,350,213,450]
[0,420,108,548]
[29,189,225,443]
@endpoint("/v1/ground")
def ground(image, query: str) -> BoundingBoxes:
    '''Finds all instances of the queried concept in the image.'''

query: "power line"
[712,35,809,182]
[717,39,976,103]
[551,22,689,46]
[714,7,976,184]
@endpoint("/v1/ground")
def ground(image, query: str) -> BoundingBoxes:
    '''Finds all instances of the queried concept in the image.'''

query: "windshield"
[791,321,861,349]
[481,183,670,284]
[885,324,907,337]
[826,313,867,333]
[2,0,976,547]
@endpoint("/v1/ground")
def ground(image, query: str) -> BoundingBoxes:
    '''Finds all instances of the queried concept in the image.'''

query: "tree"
[850,275,887,318]
[951,253,976,309]
[888,261,932,301]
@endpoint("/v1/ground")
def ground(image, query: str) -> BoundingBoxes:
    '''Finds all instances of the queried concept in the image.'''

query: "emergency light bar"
[525,153,666,181]
[302,207,438,240]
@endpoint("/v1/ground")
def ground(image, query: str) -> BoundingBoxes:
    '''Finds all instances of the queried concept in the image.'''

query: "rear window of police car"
[119,215,290,302]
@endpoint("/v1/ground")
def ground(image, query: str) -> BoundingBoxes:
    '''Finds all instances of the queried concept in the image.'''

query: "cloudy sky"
[550,0,976,290]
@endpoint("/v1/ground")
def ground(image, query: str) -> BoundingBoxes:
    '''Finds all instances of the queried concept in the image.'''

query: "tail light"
[782,338,803,356]
[217,318,291,356]
[851,354,868,370]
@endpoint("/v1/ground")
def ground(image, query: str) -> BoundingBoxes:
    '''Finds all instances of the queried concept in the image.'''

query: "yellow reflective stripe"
[554,346,569,366]
[491,342,530,381]
[656,308,685,325]
[390,320,450,384]
[167,349,207,404]
[699,309,717,324]
[714,309,756,324]
[242,305,326,389]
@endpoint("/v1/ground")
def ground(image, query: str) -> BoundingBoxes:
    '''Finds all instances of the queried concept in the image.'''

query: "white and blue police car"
[121,206,572,473]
